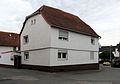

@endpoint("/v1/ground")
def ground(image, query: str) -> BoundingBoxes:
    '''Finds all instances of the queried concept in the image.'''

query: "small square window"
[23,35,29,44]
[24,52,29,60]
[58,50,68,60]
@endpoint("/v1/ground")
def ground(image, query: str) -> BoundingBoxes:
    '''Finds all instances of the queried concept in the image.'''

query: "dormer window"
[59,30,68,41]
[91,37,95,45]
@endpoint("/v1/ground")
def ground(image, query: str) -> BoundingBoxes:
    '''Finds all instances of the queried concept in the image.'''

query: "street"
[0,65,119,84]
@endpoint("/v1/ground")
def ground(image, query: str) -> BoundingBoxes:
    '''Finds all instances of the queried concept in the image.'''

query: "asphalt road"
[0,65,119,84]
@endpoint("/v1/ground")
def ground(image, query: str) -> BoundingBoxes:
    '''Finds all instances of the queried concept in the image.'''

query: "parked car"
[103,61,111,66]
[111,57,120,67]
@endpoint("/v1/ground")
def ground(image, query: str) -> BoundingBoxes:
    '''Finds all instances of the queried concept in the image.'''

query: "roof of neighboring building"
[0,31,19,47]
[20,5,100,38]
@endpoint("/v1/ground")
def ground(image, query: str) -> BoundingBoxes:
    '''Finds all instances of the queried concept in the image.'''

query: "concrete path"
[0,65,119,84]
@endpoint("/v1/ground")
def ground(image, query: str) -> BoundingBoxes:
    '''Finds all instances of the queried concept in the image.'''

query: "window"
[31,20,33,25]
[91,38,95,45]
[31,19,36,25]
[59,30,68,41]
[24,52,29,60]
[58,50,68,60]
[23,35,29,44]
[34,19,36,24]
[90,51,94,60]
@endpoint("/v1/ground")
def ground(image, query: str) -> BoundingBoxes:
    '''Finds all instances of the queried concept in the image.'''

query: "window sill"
[58,58,68,61]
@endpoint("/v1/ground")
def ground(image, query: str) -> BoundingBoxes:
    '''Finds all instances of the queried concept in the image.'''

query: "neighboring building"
[99,44,120,58]
[116,43,120,58]
[20,5,100,72]
[0,31,20,67]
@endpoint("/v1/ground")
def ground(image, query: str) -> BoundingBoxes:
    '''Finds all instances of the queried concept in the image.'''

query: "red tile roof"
[0,31,19,47]
[21,5,100,38]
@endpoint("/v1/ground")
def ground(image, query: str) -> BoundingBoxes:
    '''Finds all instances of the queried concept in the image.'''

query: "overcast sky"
[0,0,120,46]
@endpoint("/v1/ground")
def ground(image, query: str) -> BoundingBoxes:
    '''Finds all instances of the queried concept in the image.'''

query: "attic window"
[31,19,36,25]
[59,30,68,41]
[91,37,95,45]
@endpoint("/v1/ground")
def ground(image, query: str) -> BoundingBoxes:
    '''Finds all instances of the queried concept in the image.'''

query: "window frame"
[23,35,29,44]
[31,19,36,25]
[58,30,68,41]
[91,37,95,45]
[24,52,29,60]
[58,50,68,61]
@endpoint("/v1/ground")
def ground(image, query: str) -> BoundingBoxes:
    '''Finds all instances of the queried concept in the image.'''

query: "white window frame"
[59,30,68,41]
[91,37,95,45]
[58,50,68,61]
[24,52,29,60]
[90,51,94,60]
[23,35,29,44]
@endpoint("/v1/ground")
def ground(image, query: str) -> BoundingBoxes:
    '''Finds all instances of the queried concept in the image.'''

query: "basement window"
[59,30,68,41]
[24,52,29,60]
[58,50,68,60]
[23,35,29,44]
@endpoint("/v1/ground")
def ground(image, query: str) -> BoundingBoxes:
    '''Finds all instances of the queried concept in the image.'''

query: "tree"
[99,51,115,62]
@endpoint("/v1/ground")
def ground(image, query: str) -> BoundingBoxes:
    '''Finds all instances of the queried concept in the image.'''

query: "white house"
[0,31,20,68]
[20,5,100,72]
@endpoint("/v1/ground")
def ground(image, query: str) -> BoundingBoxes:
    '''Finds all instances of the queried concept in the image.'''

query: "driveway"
[0,65,119,84]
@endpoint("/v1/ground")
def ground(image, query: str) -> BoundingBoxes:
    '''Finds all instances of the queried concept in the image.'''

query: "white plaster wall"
[50,28,99,66]
[0,46,13,52]
[0,52,14,65]
[21,14,51,51]
[21,14,51,65]
[0,46,14,65]
[50,28,99,51]
[50,49,98,66]
[21,49,50,66]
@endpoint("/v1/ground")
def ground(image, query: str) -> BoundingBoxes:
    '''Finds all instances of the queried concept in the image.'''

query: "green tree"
[99,51,114,61]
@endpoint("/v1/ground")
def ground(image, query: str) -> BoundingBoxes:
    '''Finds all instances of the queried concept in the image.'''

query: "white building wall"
[21,14,51,66]
[0,46,14,65]
[50,28,99,66]
[21,14,51,51]
[21,49,50,66]
[50,28,99,50]
[21,14,99,66]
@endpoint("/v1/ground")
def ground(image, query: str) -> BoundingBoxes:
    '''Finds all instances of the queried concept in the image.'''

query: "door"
[14,55,21,69]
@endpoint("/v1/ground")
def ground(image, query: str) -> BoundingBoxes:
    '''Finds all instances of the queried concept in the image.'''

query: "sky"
[0,0,120,46]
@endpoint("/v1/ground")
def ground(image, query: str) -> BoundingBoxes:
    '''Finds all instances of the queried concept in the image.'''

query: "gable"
[20,5,100,38]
